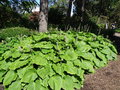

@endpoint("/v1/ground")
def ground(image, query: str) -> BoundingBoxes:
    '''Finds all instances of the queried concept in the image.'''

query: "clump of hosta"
[0,31,117,90]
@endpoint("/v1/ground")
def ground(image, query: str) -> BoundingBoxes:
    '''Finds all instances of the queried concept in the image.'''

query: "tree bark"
[81,0,85,22]
[67,0,73,17]
[39,0,48,32]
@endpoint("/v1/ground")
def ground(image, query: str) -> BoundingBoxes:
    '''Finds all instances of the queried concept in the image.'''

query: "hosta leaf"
[95,49,107,64]
[8,80,21,90]
[73,59,82,67]
[33,34,48,41]
[62,75,74,90]
[12,51,21,58]
[21,69,38,83]
[2,51,12,60]
[19,54,30,60]
[109,44,117,53]
[48,75,62,90]
[26,81,41,90]
[0,61,11,70]
[9,60,29,70]
[65,34,75,43]
[78,52,95,61]
[46,53,61,63]
[3,70,17,86]
[17,66,33,79]
[73,82,82,89]
[41,76,49,87]
[75,41,91,52]
[60,49,78,60]
[81,60,95,73]
[52,64,63,75]
[0,57,3,61]
[33,43,53,49]
[0,70,6,82]
[64,61,77,74]
[37,65,50,79]
[41,49,54,54]
[76,68,84,80]
[88,42,101,48]
[93,58,101,68]
[31,55,48,66]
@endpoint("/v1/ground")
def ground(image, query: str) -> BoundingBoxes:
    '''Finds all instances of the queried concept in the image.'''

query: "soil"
[81,33,120,90]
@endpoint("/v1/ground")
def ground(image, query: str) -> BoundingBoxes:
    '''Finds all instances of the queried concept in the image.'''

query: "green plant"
[115,28,120,33]
[0,31,117,90]
[0,27,32,40]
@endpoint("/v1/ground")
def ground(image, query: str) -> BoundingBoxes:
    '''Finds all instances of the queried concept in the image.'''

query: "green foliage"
[0,31,117,90]
[0,27,32,40]
[115,28,120,33]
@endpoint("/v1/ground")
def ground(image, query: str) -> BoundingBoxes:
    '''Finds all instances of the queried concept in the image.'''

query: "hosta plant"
[0,31,117,90]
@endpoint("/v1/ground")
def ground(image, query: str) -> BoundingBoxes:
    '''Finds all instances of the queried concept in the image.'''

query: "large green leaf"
[109,44,117,54]
[8,80,21,90]
[32,34,48,41]
[17,66,33,79]
[9,60,29,70]
[81,60,95,73]
[95,49,107,64]
[76,68,84,80]
[52,64,63,76]
[41,49,54,54]
[12,51,21,58]
[3,70,17,86]
[78,52,95,61]
[48,75,62,90]
[46,53,61,63]
[75,41,91,52]
[62,76,74,90]
[73,59,82,67]
[26,81,41,90]
[2,51,12,60]
[33,42,53,49]
[31,55,48,66]
[21,69,38,83]
[37,65,50,79]
[0,70,6,82]
[64,61,77,74]
[93,58,101,68]
[0,61,11,70]
[60,49,78,61]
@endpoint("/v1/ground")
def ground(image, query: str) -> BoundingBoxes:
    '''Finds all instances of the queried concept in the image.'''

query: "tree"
[39,0,48,32]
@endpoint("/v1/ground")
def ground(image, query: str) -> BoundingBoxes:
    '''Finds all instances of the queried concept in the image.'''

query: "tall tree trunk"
[39,0,48,32]
[81,0,85,22]
[67,0,73,17]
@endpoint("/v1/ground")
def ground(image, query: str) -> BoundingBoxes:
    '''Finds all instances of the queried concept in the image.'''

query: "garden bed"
[81,55,120,90]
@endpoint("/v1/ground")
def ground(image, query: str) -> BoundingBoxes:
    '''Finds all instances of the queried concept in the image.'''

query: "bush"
[0,31,117,90]
[0,27,32,40]
[115,28,120,33]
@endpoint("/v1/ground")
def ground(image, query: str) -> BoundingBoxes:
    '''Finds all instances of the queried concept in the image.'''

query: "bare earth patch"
[81,55,120,90]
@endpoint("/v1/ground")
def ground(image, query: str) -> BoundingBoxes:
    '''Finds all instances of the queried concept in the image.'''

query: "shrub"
[0,27,32,40]
[0,31,117,90]
[115,28,120,33]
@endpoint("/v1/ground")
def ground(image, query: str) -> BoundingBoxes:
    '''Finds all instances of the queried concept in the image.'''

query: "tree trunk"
[67,0,73,17]
[39,0,48,32]
[81,0,85,22]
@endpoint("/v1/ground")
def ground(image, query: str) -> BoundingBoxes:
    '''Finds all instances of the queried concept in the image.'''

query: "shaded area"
[111,33,120,54]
